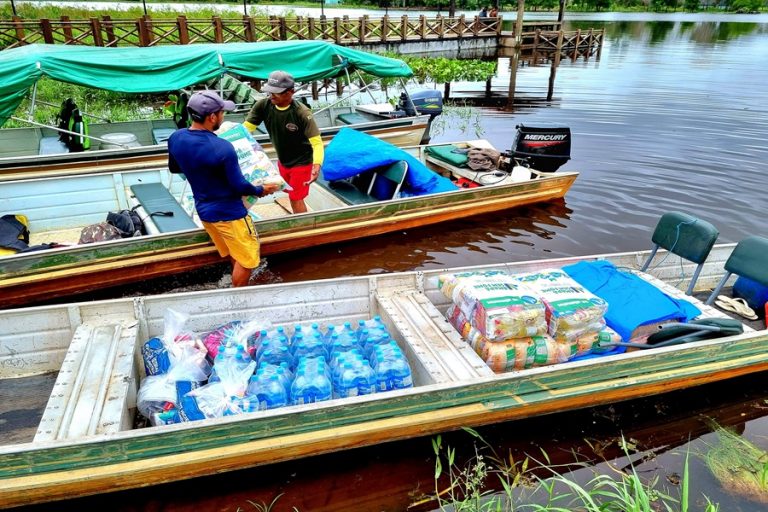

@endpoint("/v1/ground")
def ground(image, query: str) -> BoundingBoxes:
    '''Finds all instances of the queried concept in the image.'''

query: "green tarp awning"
[0,41,413,126]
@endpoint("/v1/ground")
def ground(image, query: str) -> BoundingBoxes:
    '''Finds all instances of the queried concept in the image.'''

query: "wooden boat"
[0,41,435,180]
[0,139,578,308]
[1,244,766,507]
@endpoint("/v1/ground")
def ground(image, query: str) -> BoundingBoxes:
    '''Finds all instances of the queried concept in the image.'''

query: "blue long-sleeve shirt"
[168,129,263,222]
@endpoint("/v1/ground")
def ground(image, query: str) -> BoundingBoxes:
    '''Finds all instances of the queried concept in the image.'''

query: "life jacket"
[174,92,190,129]
[0,214,58,255]
[57,98,90,152]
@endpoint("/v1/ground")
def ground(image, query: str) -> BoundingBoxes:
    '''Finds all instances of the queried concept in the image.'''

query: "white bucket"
[99,133,141,150]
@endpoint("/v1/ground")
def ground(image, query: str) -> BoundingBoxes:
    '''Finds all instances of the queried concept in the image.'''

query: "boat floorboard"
[0,372,58,446]
[29,226,82,246]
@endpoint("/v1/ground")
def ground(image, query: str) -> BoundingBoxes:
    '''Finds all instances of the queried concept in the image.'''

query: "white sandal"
[715,295,758,321]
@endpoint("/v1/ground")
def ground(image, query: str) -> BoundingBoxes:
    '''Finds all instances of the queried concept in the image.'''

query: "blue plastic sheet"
[563,260,701,342]
[323,128,457,196]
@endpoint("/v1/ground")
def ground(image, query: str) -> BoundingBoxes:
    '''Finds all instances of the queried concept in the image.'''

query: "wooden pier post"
[547,30,564,102]
[178,16,190,44]
[90,17,104,46]
[506,47,520,111]
[514,0,524,47]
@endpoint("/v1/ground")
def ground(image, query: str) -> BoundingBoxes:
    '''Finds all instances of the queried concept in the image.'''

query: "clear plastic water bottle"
[362,332,392,359]
[253,374,289,410]
[291,360,332,405]
[323,324,337,345]
[258,344,292,367]
[290,325,304,346]
[333,357,377,398]
[292,334,326,364]
[372,342,413,392]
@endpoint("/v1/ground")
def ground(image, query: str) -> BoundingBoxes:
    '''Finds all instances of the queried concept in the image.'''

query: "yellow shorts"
[202,216,260,269]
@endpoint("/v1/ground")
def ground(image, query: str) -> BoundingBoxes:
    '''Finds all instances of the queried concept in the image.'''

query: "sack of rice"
[513,269,608,336]
[437,271,547,341]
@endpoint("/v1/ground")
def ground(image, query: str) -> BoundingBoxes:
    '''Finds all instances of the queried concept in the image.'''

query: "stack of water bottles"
[153,316,414,424]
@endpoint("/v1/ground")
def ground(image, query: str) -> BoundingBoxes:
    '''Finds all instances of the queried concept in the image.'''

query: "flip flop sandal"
[715,296,758,321]
[732,297,759,320]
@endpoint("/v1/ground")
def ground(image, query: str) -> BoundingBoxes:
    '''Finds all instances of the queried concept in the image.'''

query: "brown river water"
[20,12,768,512]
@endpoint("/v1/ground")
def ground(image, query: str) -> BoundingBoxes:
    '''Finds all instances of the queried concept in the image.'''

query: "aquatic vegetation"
[705,426,768,504]
[426,428,719,512]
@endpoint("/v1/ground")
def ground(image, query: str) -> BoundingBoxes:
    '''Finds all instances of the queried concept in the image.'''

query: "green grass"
[704,426,768,505]
[426,427,720,512]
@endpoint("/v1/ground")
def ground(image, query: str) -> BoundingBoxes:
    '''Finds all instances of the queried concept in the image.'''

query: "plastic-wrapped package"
[438,271,547,341]
[201,318,271,359]
[465,324,623,373]
[513,269,608,337]
[552,320,607,344]
[137,338,211,418]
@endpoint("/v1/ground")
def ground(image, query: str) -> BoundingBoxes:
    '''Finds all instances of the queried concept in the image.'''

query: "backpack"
[106,206,145,238]
[56,98,90,152]
[78,222,123,244]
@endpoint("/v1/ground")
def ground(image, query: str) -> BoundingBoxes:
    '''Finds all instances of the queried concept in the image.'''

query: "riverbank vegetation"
[2,0,765,21]
[420,428,721,511]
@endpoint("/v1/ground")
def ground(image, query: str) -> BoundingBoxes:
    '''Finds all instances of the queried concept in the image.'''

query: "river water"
[19,11,768,512]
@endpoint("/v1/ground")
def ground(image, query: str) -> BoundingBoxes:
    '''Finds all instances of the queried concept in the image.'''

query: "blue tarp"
[563,260,701,342]
[323,128,458,197]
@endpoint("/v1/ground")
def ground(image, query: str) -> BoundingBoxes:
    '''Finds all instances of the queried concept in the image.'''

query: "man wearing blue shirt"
[168,91,280,287]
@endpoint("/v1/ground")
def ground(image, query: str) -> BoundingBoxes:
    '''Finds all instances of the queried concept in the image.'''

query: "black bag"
[106,206,145,238]
[0,214,30,252]
[56,98,90,152]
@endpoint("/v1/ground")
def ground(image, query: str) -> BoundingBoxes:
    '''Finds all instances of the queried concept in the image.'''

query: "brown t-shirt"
[245,99,320,168]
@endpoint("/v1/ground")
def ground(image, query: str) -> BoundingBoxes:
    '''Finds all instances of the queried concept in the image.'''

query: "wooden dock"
[0,14,588,52]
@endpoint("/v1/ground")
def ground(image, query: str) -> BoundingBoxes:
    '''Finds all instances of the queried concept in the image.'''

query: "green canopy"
[0,41,413,126]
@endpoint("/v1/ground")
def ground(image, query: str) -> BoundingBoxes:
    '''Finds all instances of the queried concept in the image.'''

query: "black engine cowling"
[508,124,571,173]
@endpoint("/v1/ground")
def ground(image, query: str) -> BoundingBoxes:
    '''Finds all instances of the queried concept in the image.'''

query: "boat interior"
[0,141,547,256]
[0,257,756,450]
[0,105,418,161]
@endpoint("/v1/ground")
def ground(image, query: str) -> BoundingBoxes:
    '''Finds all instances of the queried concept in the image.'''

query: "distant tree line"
[361,0,764,13]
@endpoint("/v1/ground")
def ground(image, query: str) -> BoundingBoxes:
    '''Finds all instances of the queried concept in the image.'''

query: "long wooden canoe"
[0,141,578,307]
[0,244,765,507]
[0,109,430,181]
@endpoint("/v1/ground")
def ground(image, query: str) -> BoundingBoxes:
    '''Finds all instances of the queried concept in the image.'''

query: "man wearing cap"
[243,70,323,214]
[167,91,280,287]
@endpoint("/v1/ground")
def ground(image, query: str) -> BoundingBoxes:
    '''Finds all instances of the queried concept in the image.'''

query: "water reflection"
[23,373,768,511]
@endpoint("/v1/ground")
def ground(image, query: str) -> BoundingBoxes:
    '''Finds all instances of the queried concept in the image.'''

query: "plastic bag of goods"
[513,269,608,337]
[137,309,212,422]
[473,334,569,373]
[216,123,289,206]
[201,318,272,360]
[437,271,547,341]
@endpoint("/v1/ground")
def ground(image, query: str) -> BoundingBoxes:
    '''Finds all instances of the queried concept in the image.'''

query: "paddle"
[597,318,744,350]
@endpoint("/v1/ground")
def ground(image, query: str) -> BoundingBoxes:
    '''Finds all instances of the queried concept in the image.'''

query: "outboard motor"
[503,124,571,173]
[393,90,443,144]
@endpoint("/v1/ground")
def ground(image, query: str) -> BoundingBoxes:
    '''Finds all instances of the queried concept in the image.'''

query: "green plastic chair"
[706,236,768,305]
[640,211,719,295]
[367,160,408,200]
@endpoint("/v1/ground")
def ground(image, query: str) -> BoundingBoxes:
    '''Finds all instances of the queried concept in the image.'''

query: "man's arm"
[304,110,323,184]
[222,147,264,197]
[243,99,265,133]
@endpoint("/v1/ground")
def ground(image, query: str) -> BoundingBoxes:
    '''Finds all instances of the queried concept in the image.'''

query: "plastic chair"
[640,211,719,295]
[367,160,408,200]
[706,236,768,305]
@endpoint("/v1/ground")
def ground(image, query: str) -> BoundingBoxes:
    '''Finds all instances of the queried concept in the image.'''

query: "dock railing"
[0,14,525,49]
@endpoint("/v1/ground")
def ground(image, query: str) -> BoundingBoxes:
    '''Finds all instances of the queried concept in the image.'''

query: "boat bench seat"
[38,136,70,155]
[337,112,371,125]
[130,183,198,233]
[152,128,176,145]
[35,322,139,442]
